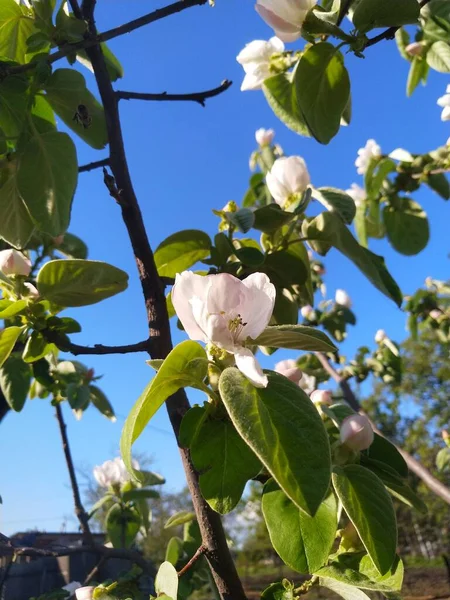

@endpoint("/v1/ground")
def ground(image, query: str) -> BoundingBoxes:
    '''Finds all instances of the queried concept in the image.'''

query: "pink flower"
[0,249,31,276]
[405,42,424,56]
[255,0,315,42]
[340,414,374,451]
[255,128,275,146]
[275,359,303,384]
[310,389,333,406]
[172,272,276,387]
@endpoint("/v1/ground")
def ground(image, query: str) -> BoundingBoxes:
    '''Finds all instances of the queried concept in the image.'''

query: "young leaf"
[365,434,408,478]
[0,0,37,63]
[294,42,350,144]
[253,204,295,233]
[105,503,141,548]
[155,561,178,600]
[121,341,209,481]
[154,230,211,278]
[0,353,31,412]
[0,75,29,139]
[319,578,371,600]
[165,536,184,566]
[250,325,337,352]
[0,327,24,369]
[332,465,397,575]
[262,71,310,137]
[383,198,429,255]
[89,385,116,421]
[164,511,196,529]
[406,57,427,97]
[426,172,450,199]
[426,40,450,72]
[262,479,337,574]
[352,0,419,33]
[312,187,356,225]
[219,369,331,516]
[57,232,88,259]
[36,259,128,307]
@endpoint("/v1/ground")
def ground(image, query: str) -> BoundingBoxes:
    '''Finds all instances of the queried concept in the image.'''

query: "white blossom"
[389,148,414,162]
[310,389,333,406]
[75,587,95,600]
[346,183,366,208]
[266,156,310,209]
[355,139,381,175]
[93,457,139,488]
[172,271,276,387]
[255,128,275,146]
[255,0,315,42]
[62,582,82,596]
[236,37,284,91]
[275,359,303,384]
[299,372,316,395]
[375,329,387,343]
[340,414,374,451]
[437,85,450,121]
[0,249,31,277]
[335,289,352,308]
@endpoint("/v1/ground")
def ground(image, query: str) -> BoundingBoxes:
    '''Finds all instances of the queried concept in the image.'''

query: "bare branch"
[79,158,110,173]
[116,80,232,107]
[43,331,152,356]
[67,0,83,19]
[366,0,432,48]
[316,352,450,505]
[337,0,353,26]
[177,546,206,578]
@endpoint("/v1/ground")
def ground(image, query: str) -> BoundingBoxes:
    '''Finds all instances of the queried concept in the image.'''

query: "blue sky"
[1,0,449,536]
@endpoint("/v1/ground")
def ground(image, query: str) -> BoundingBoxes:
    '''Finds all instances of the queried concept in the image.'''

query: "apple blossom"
[275,359,303,384]
[346,183,366,208]
[75,587,95,600]
[93,457,139,488]
[335,289,352,308]
[62,582,82,596]
[236,37,284,91]
[340,414,374,451]
[389,148,414,163]
[255,128,275,146]
[437,85,450,121]
[172,271,276,387]
[24,282,39,298]
[355,139,381,175]
[429,309,442,320]
[255,0,315,43]
[310,389,333,406]
[375,329,387,343]
[299,372,316,395]
[0,249,31,277]
[266,156,310,209]
[300,305,317,320]
[405,41,424,56]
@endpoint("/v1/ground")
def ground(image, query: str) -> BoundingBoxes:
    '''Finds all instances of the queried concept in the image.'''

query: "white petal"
[389,148,414,162]
[236,40,270,65]
[206,273,246,317]
[268,36,285,53]
[240,273,276,340]
[171,272,210,342]
[241,71,264,91]
[235,348,268,387]
[442,106,450,121]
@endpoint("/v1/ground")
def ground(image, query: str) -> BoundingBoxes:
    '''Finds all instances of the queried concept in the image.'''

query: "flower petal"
[206,273,246,317]
[171,272,210,342]
[235,348,268,388]
[240,273,276,340]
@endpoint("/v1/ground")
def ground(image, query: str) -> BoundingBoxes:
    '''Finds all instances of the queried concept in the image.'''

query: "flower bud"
[375,329,386,343]
[255,128,275,146]
[405,42,424,56]
[75,587,95,600]
[275,359,302,385]
[0,249,31,277]
[430,309,442,320]
[340,414,374,451]
[300,305,315,319]
[266,156,310,209]
[310,389,333,406]
[335,289,352,308]
[255,0,315,42]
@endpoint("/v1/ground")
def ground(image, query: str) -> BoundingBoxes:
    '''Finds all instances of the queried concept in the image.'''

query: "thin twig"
[81,0,97,21]
[316,352,450,505]
[177,546,206,578]
[84,555,106,585]
[116,80,232,107]
[67,0,83,19]
[44,331,151,356]
[4,0,208,77]
[337,0,353,26]
[79,158,110,173]
[366,0,432,48]
[55,403,94,545]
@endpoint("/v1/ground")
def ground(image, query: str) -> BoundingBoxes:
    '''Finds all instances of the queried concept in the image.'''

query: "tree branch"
[316,352,450,505]
[79,158,110,173]
[82,12,247,600]
[55,404,94,545]
[44,331,151,356]
[366,0,432,48]
[116,80,232,107]
[337,0,353,26]
[177,545,206,578]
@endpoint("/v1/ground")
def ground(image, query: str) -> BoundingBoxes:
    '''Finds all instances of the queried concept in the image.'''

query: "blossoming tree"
[0,0,449,599]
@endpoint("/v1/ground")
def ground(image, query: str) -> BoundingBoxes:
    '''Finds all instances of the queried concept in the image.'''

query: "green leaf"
[164,510,196,529]
[365,434,408,478]
[406,57,427,96]
[17,131,78,236]
[262,479,337,573]
[0,75,29,139]
[219,369,331,516]
[332,465,397,575]
[57,232,88,259]
[0,299,27,318]
[427,172,450,199]
[383,198,429,255]
[319,578,371,600]
[436,447,450,471]
[182,406,261,514]
[105,503,141,549]
[262,71,310,137]
[0,0,37,63]
[36,259,128,307]
[154,230,211,278]
[251,325,337,352]
[165,536,184,566]
[76,43,124,82]
[22,331,53,363]
[122,488,160,503]
[316,552,404,592]
[365,158,396,200]
[352,0,419,33]
[0,353,31,412]
[272,288,299,326]
[312,187,356,224]
[426,40,450,72]
[89,385,115,421]
[234,246,265,268]
[303,211,402,306]
[67,383,90,412]
[294,42,350,144]
[423,0,450,43]
[225,208,255,233]
[264,250,307,287]
[121,341,209,481]
[261,581,295,600]
[253,204,294,233]
[44,68,108,149]
[0,327,24,369]
[155,561,178,600]
[395,28,410,60]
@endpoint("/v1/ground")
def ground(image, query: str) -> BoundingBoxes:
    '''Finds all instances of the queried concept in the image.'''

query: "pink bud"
[300,305,315,319]
[310,389,333,406]
[255,128,275,146]
[0,249,31,276]
[24,282,39,298]
[274,359,302,385]
[340,414,374,451]
[405,42,424,56]
[430,309,442,320]
[75,587,95,600]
